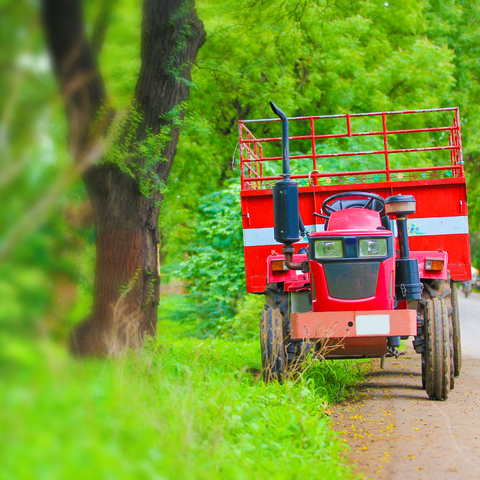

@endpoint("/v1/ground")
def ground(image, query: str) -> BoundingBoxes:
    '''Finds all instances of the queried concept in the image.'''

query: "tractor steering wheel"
[322,192,386,216]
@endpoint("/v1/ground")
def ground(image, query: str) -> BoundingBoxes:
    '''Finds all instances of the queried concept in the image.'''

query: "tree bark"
[42,0,206,355]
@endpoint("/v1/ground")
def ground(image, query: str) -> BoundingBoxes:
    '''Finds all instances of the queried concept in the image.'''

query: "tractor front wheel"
[424,298,451,400]
[260,307,286,382]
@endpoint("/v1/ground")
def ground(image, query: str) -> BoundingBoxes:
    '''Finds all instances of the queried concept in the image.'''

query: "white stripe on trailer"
[243,216,469,248]
[242,224,324,248]
[404,215,469,237]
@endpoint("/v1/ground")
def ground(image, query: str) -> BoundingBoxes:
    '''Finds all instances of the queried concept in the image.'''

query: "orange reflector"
[425,258,444,272]
[271,260,286,272]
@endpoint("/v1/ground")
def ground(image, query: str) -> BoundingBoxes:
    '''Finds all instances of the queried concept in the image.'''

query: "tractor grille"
[323,262,380,300]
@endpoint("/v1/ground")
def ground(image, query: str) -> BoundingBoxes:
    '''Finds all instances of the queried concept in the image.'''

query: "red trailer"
[239,103,470,400]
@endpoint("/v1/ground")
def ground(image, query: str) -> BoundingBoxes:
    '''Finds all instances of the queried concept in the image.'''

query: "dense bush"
[173,182,259,336]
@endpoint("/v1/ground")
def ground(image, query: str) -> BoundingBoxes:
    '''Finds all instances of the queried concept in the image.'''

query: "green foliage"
[175,182,246,334]
[0,323,364,479]
[166,2,197,86]
[142,270,158,310]
[4,0,480,348]
[160,0,459,250]
[94,0,141,107]
[0,1,99,340]
[229,294,265,340]
[162,0,475,325]
[102,106,175,201]
[118,266,142,294]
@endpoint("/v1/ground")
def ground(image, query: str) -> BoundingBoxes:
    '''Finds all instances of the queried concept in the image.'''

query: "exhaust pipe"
[270,102,291,180]
[269,102,304,270]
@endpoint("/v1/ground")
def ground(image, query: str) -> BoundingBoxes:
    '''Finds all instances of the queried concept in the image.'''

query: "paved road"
[457,289,480,358]
[331,288,480,479]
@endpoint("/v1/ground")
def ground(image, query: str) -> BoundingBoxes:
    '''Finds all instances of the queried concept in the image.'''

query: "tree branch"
[42,0,110,160]
[91,0,118,56]
[134,0,206,137]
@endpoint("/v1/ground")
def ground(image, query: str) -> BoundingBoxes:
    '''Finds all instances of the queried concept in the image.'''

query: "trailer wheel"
[260,307,286,382]
[424,298,451,400]
[450,280,462,377]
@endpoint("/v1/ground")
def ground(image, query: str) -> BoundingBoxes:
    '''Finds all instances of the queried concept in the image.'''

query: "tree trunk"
[42,0,206,355]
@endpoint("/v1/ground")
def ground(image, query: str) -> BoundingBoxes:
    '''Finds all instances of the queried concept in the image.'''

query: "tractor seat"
[328,198,392,231]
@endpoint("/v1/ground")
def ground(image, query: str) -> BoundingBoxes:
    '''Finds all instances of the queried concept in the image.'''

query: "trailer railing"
[238,107,464,191]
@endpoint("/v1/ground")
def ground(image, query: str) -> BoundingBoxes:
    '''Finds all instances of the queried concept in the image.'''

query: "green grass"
[0,320,365,480]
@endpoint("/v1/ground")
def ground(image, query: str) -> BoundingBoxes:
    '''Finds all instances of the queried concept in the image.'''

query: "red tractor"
[239,103,470,400]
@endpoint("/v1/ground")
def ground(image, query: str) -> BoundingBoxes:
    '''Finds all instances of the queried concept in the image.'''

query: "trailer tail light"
[425,258,444,272]
[271,260,286,273]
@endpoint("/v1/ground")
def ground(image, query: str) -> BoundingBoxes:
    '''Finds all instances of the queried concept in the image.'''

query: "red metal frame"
[239,108,471,293]
[239,107,464,189]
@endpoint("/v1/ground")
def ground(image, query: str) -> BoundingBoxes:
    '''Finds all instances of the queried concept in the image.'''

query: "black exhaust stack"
[270,102,304,270]
[385,195,423,301]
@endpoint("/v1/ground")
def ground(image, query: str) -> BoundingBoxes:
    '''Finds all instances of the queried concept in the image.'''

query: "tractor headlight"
[359,238,387,257]
[315,240,343,258]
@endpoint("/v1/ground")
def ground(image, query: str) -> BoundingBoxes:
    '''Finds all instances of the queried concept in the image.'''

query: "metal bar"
[240,122,257,138]
[240,107,459,124]
[244,170,388,182]
[239,121,245,190]
[254,138,259,179]
[390,165,461,173]
[260,144,264,188]
[449,124,454,167]
[239,108,464,189]
[242,142,260,160]
[244,162,262,177]
[349,108,458,117]
[384,146,459,155]
[243,145,459,163]
[456,108,465,177]
[243,164,461,183]
[310,117,318,185]
[244,164,461,184]
[238,126,456,145]
[383,113,390,181]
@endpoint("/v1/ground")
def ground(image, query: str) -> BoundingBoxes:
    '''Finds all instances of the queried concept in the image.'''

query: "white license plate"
[355,314,391,335]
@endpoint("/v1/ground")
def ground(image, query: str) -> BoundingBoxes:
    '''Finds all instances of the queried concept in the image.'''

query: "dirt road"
[331,291,480,480]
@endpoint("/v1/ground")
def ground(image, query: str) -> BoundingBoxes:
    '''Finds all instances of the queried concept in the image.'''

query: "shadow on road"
[365,369,422,378]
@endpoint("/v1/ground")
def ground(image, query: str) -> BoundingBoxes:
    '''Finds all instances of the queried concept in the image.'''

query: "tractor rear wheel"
[450,280,462,377]
[424,298,451,400]
[260,307,286,382]
[262,283,308,380]
[421,279,458,392]
[421,353,426,390]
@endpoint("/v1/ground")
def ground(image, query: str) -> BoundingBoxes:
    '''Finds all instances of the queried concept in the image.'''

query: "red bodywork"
[239,108,470,356]
[309,209,394,312]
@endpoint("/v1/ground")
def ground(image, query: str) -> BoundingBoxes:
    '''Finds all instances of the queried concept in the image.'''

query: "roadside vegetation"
[4,0,480,476]
[1,311,366,479]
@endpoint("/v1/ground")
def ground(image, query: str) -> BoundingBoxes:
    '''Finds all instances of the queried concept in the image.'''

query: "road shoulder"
[330,348,480,480]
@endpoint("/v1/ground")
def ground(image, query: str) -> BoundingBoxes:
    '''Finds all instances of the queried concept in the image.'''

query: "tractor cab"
[309,193,396,313]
